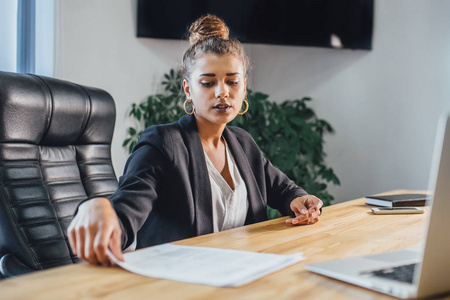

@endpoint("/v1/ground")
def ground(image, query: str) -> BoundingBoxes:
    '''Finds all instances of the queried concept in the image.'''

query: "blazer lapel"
[178,115,214,235]
[223,127,267,224]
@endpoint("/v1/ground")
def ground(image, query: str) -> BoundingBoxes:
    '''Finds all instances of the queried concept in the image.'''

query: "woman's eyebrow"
[198,72,241,77]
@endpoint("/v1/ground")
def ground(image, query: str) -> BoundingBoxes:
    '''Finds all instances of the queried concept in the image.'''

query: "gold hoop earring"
[238,99,249,115]
[184,99,195,115]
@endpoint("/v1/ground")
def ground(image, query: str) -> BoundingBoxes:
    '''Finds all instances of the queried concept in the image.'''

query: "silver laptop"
[304,112,450,299]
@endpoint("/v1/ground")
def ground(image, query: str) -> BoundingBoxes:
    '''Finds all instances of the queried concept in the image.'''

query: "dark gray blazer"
[111,114,308,249]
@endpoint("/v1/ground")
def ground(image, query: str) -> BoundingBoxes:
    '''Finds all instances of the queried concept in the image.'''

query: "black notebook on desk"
[365,193,429,207]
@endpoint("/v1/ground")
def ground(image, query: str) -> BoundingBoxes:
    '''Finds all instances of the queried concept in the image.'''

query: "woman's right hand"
[67,197,124,266]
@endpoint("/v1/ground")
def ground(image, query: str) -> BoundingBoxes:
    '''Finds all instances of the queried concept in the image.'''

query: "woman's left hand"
[285,195,323,225]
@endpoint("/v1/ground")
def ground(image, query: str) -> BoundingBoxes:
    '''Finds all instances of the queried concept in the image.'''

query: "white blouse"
[204,140,249,233]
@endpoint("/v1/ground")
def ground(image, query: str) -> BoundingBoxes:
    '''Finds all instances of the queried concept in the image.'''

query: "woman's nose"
[215,84,229,100]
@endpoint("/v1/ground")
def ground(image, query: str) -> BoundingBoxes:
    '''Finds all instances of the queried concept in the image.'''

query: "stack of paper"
[108,244,305,287]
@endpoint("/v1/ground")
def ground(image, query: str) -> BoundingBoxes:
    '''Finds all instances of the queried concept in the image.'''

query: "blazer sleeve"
[262,156,308,217]
[109,127,171,249]
[229,126,309,217]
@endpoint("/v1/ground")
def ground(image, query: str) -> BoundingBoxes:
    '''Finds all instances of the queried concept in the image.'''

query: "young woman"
[68,15,323,266]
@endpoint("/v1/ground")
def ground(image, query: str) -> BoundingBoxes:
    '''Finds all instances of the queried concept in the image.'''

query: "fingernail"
[301,209,307,214]
[292,219,298,224]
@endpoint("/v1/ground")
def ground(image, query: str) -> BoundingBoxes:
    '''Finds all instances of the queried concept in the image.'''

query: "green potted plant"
[123,69,339,216]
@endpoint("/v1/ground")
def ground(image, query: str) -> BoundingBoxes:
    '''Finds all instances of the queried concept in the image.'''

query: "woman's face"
[183,53,246,128]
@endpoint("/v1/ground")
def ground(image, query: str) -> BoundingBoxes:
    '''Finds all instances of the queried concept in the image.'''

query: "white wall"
[55,0,188,178]
[55,0,450,203]
[247,0,450,202]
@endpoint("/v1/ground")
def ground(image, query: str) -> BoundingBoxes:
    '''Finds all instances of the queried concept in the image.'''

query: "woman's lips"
[213,104,231,113]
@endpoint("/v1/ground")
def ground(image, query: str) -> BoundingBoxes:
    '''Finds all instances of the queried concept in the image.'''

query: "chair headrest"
[0,71,116,146]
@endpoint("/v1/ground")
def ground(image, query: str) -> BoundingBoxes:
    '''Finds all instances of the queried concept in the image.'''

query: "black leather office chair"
[0,71,118,278]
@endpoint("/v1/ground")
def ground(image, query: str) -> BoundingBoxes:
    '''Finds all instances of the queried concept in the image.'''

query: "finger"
[307,217,320,225]
[67,223,77,256]
[292,205,309,224]
[304,205,321,219]
[295,214,319,226]
[109,227,124,262]
[312,209,322,217]
[293,219,309,225]
[76,226,86,260]
[297,201,308,212]
[84,229,96,265]
[292,201,308,216]
[94,226,113,266]
[286,218,300,225]
[303,197,316,208]
[316,198,324,210]
[308,207,321,218]
[286,214,308,225]
[310,208,321,219]
[289,208,322,225]
[288,211,308,221]
[306,196,323,210]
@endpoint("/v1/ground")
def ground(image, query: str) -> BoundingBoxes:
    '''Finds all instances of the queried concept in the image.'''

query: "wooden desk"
[0,190,445,300]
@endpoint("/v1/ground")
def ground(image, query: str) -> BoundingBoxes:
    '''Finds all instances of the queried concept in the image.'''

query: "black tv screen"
[137,0,374,50]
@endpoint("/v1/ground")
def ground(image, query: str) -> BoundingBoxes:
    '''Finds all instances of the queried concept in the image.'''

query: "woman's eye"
[228,81,239,85]
[201,81,214,87]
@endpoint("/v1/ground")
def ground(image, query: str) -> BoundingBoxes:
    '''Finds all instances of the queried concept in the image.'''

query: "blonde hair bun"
[188,14,229,45]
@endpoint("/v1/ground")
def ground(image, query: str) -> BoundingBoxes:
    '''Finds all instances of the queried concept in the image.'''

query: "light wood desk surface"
[1,190,446,300]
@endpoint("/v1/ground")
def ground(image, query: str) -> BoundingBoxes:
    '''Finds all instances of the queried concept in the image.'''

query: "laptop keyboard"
[365,263,417,284]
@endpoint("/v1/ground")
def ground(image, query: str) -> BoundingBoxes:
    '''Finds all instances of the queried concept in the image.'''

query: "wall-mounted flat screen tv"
[137,0,374,50]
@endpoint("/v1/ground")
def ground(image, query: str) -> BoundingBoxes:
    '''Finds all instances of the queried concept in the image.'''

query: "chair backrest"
[0,71,118,277]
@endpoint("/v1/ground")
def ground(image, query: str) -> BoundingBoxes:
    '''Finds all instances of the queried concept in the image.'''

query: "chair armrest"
[0,254,36,278]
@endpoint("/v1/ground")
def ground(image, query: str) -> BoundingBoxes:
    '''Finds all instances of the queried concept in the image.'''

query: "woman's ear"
[183,79,191,99]
[244,79,247,97]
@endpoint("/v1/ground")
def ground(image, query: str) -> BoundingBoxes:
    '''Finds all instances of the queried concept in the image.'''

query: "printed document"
[108,244,305,287]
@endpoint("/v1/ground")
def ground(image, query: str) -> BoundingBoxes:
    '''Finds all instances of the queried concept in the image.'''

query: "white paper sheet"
[108,244,305,287]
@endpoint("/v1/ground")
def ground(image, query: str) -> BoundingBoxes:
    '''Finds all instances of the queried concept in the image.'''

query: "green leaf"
[290,117,303,126]
[136,109,142,121]
[129,140,137,153]
[266,206,279,219]
[122,138,131,147]
[128,127,136,136]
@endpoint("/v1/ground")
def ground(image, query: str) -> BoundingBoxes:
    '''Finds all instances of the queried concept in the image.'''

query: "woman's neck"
[195,117,226,149]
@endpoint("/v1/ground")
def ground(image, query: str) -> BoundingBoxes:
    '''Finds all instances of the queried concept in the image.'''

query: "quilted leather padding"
[0,254,35,278]
[0,71,118,274]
